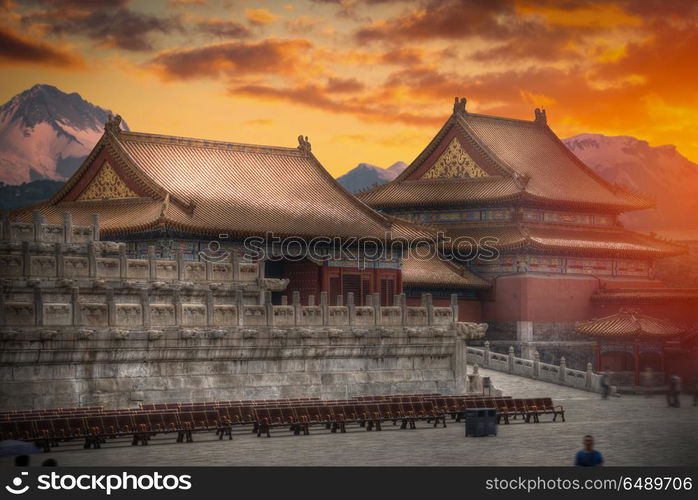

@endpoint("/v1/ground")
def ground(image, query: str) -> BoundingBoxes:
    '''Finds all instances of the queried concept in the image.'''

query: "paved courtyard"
[3,367,697,467]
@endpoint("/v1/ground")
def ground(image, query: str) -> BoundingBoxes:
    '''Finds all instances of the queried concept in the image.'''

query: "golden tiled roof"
[401,248,490,289]
[16,128,434,241]
[359,109,653,211]
[359,176,522,208]
[575,309,685,338]
[445,224,685,257]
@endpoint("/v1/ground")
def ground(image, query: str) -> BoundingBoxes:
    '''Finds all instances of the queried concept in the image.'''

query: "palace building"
[358,97,693,359]
[15,116,434,307]
[12,101,696,381]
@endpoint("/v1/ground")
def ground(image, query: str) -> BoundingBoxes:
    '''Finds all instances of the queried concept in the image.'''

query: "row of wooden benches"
[0,394,481,419]
[0,395,565,451]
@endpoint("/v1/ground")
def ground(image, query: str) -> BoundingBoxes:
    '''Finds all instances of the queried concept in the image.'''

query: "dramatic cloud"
[245,8,279,25]
[3,0,697,165]
[355,0,523,43]
[229,80,444,126]
[0,25,83,67]
[285,15,329,35]
[197,19,251,38]
[169,0,207,5]
[149,38,315,80]
[22,3,181,51]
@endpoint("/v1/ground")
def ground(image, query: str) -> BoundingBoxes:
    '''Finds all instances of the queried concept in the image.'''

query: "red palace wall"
[483,274,599,322]
[482,273,696,324]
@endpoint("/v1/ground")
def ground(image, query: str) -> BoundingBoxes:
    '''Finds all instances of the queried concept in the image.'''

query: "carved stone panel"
[43,303,72,326]
[300,306,322,326]
[432,307,454,326]
[0,255,23,278]
[380,306,402,326]
[72,226,93,243]
[41,224,65,243]
[80,303,108,327]
[182,262,205,281]
[150,304,175,326]
[156,260,178,280]
[182,304,206,327]
[242,305,266,326]
[327,306,348,326]
[238,263,258,282]
[213,305,237,326]
[3,302,35,326]
[10,223,34,242]
[64,257,89,278]
[30,256,56,277]
[271,306,295,327]
[211,263,233,281]
[116,304,142,327]
[405,307,428,326]
[353,306,375,327]
[96,258,120,279]
[127,260,149,279]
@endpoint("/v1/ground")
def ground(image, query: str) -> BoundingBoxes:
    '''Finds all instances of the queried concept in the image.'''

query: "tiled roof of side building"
[359,101,652,212]
[401,248,490,289]
[591,288,698,303]
[15,124,435,242]
[445,224,686,257]
[575,309,686,338]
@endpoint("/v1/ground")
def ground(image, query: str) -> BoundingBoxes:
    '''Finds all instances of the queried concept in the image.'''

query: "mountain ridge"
[0,84,127,185]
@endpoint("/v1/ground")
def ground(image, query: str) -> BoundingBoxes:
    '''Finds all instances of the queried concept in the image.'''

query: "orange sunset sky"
[1,0,697,176]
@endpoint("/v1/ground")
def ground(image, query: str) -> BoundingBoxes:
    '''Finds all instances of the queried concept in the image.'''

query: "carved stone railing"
[1,213,266,285]
[466,342,611,394]
[0,286,461,337]
[3,211,99,244]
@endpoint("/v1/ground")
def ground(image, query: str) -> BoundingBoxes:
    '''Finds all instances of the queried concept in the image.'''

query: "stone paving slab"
[2,367,696,466]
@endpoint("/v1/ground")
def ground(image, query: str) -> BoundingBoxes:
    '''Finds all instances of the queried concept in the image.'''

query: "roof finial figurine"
[453,96,467,115]
[105,114,123,134]
[534,108,547,125]
[297,135,311,152]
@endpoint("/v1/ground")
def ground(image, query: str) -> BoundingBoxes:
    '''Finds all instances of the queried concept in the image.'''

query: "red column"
[633,343,640,386]
[320,262,329,294]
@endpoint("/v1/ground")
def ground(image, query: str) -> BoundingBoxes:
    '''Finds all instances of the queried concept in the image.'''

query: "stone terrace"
[3,367,696,467]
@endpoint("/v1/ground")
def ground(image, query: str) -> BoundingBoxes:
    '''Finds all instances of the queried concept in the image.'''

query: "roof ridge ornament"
[105,114,123,134]
[297,135,311,152]
[453,96,467,115]
[534,108,547,125]
[514,172,530,189]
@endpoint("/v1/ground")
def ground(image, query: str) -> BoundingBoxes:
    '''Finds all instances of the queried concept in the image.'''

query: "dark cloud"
[149,38,314,80]
[22,2,180,52]
[0,25,83,67]
[326,77,365,92]
[355,0,522,43]
[197,19,251,38]
[230,81,442,126]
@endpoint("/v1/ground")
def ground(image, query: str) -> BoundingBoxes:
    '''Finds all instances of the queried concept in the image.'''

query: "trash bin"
[464,408,497,437]
[482,376,492,396]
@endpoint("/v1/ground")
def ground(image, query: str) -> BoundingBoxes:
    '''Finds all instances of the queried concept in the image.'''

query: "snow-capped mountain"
[563,134,698,230]
[0,84,127,185]
[336,161,407,193]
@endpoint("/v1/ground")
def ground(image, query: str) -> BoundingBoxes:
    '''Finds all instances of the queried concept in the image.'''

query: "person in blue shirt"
[575,435,604,466]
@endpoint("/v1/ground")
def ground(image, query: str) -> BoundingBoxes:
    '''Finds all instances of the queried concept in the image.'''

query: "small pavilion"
[575,309,688,386]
